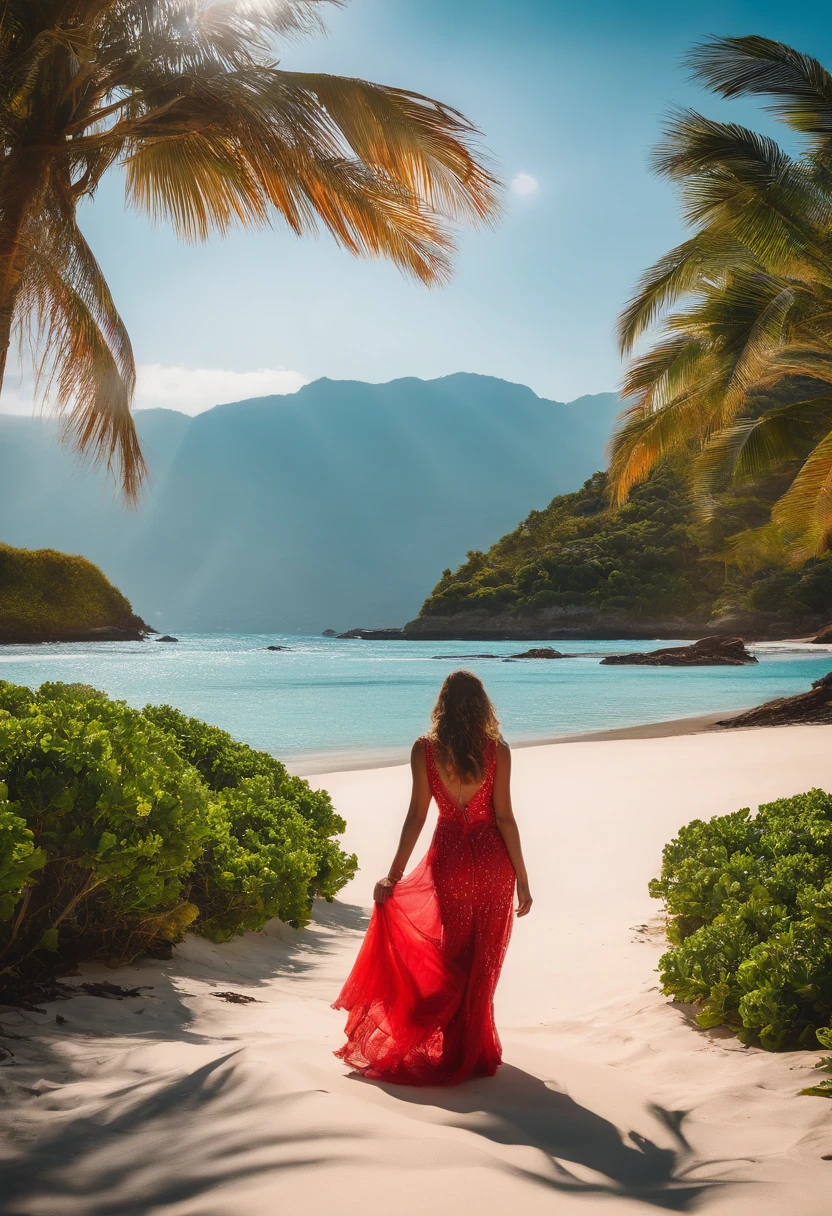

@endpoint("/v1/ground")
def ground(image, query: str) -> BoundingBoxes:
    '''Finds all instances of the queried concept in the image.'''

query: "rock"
[810,624,832,644]
[265,645,289,651]
[156,635,179,643]
[506,647,568,660]
[601,635,757,667]
[716,670,832,728]
[322,629,337,637]
[337,628,405,640]
[83,625,151,641]
[431,653,500,660]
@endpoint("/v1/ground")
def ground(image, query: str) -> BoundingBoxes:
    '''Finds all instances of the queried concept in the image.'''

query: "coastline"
[288,707,747,775]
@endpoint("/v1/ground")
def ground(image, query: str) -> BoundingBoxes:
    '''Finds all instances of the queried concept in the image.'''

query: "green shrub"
[0,681,356,981]
[140,704,356,904]
[650,789,832,1050]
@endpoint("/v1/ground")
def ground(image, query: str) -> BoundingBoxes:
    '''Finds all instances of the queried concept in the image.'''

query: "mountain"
[406,463,832,640]
[0,543,149,643]
[0,375,621,633]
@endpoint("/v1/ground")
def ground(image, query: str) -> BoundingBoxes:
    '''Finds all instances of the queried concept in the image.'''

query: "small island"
[0,543,151,644]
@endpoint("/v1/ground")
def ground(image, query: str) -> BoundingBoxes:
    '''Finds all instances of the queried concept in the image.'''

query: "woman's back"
[424,735,498,826]
[333,670,531,1085]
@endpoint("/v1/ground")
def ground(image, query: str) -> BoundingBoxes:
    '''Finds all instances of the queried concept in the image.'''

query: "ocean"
[1,634,830,772]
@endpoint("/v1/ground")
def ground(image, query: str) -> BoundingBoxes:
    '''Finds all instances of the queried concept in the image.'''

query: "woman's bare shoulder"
[411,737,429,763]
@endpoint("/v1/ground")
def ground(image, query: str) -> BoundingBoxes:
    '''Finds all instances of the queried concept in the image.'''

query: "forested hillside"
[0,545,149,643]
[411,464,832,639]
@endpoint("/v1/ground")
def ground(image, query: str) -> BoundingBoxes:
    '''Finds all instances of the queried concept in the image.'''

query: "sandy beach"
[2,723,832,1214]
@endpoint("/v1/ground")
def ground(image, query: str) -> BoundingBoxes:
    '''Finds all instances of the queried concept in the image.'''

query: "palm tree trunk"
[0,150,50,396]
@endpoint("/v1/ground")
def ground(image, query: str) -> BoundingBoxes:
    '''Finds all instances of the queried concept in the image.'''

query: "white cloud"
[0,363,309,418]
[135,364,309,414]
[510,172,540,198]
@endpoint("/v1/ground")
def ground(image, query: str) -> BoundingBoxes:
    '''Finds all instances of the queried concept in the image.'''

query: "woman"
[333,670,532,1086]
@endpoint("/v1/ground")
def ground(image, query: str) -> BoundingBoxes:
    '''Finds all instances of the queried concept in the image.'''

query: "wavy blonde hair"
[428,670,500,782]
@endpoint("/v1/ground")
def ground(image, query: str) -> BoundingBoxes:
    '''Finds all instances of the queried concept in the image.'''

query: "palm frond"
[696,396,832,497]
[722,521,791,571]
[688,36,832,145]
[617,231,752,355]
[0,0,500,497]
[655,110,830,274]
[771,428,832,559]
[16,196,143,501]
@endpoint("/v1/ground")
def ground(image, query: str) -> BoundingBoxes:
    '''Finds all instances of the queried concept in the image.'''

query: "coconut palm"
[611,36,832,563]
[0,0,499,499]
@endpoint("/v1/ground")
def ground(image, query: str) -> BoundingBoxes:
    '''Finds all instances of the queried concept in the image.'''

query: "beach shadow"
[1,895,369,1048]
[360,1064,742,1210]
[0,899,375,1215]
[0,1051,346,1215]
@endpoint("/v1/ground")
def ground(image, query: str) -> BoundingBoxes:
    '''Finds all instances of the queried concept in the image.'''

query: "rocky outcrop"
[265,645,289,651]
[506,647,567,659]
[811,624,832,644]
[16,623,152,643]
[156,635,179,643]
[716,671,832,728]
[338,628,405,640]
[401,607,821,642]
[600,636,757,667]
[321,630,337,637]
[431,647,569,660]
[431,653,501,659]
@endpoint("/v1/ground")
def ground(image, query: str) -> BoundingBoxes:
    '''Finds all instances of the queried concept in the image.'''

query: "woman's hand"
[373,876,397,905]
[516,882,533,917]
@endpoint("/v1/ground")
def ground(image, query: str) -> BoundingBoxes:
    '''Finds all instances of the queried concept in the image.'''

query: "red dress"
[333,737,516,1085]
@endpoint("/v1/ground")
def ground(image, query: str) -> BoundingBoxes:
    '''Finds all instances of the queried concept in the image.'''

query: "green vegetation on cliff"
[0,544,148,643]
[419,464,832,629]
[0,682,356,983]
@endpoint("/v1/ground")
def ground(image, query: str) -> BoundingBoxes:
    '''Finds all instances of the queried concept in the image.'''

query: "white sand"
[2,724,832,1214]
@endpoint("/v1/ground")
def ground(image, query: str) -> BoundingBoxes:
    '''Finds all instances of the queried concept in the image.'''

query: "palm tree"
[0,0,499,499]
[611,36,832,563]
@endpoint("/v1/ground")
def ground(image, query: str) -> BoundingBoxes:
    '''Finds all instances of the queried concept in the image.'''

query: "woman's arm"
[373,740,432,904]
[492,741,532,916]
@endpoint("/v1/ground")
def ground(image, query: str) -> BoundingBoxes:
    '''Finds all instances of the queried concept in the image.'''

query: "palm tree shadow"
[357,1064,745,1211]
[0,1052,347,1216]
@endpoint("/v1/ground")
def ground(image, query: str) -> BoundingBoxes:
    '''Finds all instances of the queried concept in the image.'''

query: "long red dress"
[333,737,516,1085]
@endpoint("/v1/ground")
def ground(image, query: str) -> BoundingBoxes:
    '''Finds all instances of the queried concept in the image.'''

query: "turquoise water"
[1,634,830,770]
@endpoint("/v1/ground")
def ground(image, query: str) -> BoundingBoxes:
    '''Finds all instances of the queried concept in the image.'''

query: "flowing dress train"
[332,737,516,1086]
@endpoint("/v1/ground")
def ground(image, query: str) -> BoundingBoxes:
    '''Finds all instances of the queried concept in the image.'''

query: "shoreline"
[288,707,751,775]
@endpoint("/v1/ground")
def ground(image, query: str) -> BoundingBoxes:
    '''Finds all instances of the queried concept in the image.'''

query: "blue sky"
[10,0,832,414]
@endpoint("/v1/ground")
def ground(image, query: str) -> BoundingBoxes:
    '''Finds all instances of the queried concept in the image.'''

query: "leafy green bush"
[141,705,357,933]
[650,789,832,1051]
[0,681,356,981]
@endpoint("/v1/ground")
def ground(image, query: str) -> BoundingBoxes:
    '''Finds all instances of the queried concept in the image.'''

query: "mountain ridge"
[0,374,621,633]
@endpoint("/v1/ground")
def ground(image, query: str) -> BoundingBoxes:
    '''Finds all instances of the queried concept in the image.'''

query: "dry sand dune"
[2,724,832,1215]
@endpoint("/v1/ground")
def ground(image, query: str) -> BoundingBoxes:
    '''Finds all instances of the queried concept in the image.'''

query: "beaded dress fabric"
[333,737,516,1086]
